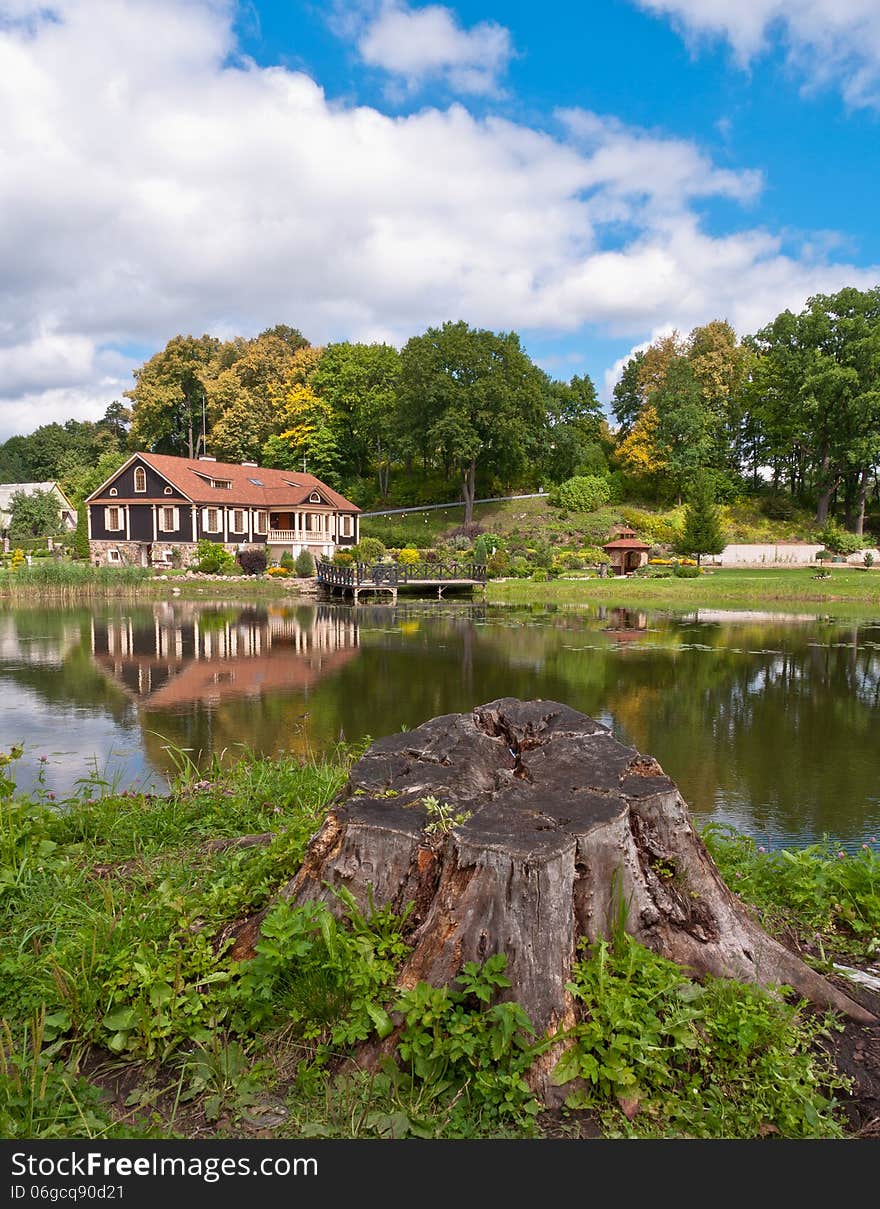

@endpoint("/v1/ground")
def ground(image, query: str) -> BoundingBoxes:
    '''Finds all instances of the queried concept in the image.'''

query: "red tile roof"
[136,453,359,512]
[603,538,651,550]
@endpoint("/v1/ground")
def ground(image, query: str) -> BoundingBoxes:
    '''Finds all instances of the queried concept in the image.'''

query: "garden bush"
[294,549,315,577]
[673,563,701,578]
[354,536,387,564]
[195,540,236,575]
[237,547,268,576]
[486,550,510,578]
[397,547,421,567]
[818,522,867,557]
[549,475,611,513]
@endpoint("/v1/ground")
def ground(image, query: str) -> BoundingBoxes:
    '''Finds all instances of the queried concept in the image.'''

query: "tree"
[58,450,129,508]
[127,334,221,457]
[263,384,342,484]
[750,287,880,530]
[653,357,715,502]
[312,342,401,498]
[611,351,646,435]
[677,472,725,565]
[99,401,133,447]
[539,372,603,485]
[207,335,318,463]
[8,488,62,540]
[74,507,90,560]
[397,321,546,524]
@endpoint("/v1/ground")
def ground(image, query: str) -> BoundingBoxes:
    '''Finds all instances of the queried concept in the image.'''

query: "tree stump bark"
[268,699,874,1049]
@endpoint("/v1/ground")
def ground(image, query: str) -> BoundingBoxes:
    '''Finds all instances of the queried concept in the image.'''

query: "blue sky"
[0,0,878,438]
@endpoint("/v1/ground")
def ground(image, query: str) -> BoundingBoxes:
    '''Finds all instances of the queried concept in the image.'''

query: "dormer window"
[134,467,146,493]
[210,478,232,490]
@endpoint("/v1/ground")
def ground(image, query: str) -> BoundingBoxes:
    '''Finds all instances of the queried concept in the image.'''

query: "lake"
[1,597,879,851]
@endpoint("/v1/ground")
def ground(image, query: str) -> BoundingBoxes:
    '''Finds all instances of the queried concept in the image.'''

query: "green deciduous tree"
[397,321,546,524]
[312,342,401,498]
[7,488,62,540]
[127,334,221,457]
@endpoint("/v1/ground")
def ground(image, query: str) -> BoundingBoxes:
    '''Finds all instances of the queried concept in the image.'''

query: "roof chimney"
[241,461,258,467]
[197,455,216,461]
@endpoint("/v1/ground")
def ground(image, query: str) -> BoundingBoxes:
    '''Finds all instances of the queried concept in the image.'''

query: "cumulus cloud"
[0,0,877,440]
[352,1,514,96]
[634,0,880,108]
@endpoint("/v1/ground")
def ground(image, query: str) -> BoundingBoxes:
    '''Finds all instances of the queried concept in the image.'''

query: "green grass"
[1,743,875,1140]
[0,563,151,597]
[487,566,880,617]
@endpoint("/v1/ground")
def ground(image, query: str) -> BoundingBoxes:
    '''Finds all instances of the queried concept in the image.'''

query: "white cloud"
[634,0,880,107]
[0,0,877,441]
[355,2,514,96]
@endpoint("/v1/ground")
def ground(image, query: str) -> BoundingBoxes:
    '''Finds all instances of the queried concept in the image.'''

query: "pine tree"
[74,507,90,561]
[677,472,725,566]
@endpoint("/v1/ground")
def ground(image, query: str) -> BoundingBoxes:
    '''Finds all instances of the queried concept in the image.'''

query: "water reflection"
[0,598,878,849]
[91,603,359,708]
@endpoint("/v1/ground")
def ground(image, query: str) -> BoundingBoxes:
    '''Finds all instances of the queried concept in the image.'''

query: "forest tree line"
[1,285,878,534]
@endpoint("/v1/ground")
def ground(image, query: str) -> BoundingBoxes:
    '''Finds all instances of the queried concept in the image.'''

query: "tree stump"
[268,699,874,1051]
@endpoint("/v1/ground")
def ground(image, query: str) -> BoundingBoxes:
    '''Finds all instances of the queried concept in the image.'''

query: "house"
[0,482,77,537]
[85,452,360,568]
[602,527,651,575]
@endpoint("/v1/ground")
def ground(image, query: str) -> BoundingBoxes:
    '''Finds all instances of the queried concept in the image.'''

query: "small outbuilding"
[602,528,651,575]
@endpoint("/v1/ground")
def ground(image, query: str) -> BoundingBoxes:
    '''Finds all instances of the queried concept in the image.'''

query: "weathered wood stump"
[266,699,874,1049]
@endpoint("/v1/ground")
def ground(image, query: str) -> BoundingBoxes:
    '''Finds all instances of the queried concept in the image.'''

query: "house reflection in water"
[90,603,359,707]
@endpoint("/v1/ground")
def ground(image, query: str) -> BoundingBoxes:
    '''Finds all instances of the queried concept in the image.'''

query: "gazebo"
[602,527,651,575]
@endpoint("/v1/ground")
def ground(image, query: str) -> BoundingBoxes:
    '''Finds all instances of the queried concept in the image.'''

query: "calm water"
[1,598,879,851]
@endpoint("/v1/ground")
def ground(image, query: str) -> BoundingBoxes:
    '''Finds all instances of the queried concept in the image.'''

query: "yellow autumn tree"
[615,404,665,476]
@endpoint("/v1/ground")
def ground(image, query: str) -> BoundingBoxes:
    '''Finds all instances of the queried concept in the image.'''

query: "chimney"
[241,461,258,467]
[198,455,216,461]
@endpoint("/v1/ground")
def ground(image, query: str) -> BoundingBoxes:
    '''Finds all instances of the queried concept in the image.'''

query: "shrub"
[294,549,315,577]
[195,540,236,574]
[397,547,420,567]
[473,535,491,565]
[818,522,866,556]
[237,547,268,576]
[354,536,387,563]
[673,563,701,578]
[549,475,611,513]
[531,568,548,582]
[579,546,610,566]
[865,552,875,569]
[267,565,290,577]
[280,550,295,571]
[9,549,25,571]
[445,534,472,552]
[333,550,354,566]
[486,550,510,578]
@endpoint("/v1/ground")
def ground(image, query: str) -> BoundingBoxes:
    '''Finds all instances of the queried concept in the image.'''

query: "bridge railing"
[316,561,487,587]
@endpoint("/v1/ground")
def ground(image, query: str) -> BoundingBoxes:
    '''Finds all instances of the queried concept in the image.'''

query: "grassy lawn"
[487,567,880,617]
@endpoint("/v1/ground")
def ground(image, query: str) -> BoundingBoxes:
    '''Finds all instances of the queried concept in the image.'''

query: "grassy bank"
[2,743,878,1141]
[0,563,308,600]
[487,567,880,617]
